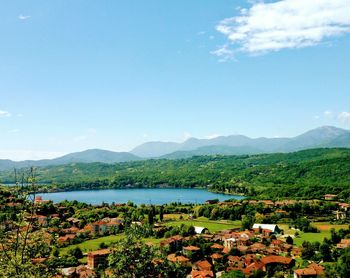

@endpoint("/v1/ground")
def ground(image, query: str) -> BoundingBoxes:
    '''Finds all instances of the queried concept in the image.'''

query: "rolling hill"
[1,148,350,199]
[0,149,141,171]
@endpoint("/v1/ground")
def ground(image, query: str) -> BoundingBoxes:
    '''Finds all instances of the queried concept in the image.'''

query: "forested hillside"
[1,148,350,199]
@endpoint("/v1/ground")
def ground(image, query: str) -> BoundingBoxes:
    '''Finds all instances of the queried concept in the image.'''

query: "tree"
[337,247,350,277]
[52,247,59,257]
[159,206,164,222]
[108,235,158,277]
[222,270,245,278]
[331,228,341,244]
[187,226,195,236]
[301,241,315,260]
[0,168,57,277]
[241,215,255,230]
[99,242,107,249]
[250,270,266,278]
[68,247,83,259]
[286,235,293,245]
[210,208,219,220]
[148,209,154,225]
[319,242,332,262]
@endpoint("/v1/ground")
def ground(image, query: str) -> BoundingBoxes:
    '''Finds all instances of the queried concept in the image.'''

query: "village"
[2,186,350,278]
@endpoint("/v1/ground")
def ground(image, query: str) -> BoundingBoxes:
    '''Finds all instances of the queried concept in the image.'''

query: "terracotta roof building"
[184,245,200,251]
[167,254,190,265]
[294,263,324,278]
[191,270,214,278]
[252,224,281,234]
[336,238,350,249]
[260,255,294,266]
[193,260,212,271]
[324,194,337,201]
[87,249,111,269]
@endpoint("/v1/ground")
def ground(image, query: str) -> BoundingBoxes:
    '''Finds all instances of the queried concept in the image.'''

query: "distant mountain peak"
[298,126,348,138]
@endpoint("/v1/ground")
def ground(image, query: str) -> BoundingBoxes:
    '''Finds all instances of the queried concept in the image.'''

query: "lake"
[37,188,244,205]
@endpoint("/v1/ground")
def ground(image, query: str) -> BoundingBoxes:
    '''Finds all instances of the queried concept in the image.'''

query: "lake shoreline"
[33,188,245,205]
[20,184,246,197]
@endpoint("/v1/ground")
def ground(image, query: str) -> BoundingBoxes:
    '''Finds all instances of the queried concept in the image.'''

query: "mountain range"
[131,126,350,158]
[0,126,349,171]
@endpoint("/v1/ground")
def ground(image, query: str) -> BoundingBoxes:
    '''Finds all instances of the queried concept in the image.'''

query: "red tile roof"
[184,245,200,251]
[211,243,224,250]
[191,270,214,278]
[194,260,212,271]
[167,254,190,263]
[228,256,241,263]
[294,268,317,276]
[58,234,76,242]
[243,261,265,274]
[211,253,223,260]
[308,263,324,275]
[271,239,283,246]
[31,258,47,264]
[260,255,293,265]
[294,264,324,276]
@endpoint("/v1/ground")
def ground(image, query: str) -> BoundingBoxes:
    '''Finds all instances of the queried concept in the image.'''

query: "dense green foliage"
[1,148,350,199]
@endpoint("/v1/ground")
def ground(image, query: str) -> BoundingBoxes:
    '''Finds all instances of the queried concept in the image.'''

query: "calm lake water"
[37,188,244,205]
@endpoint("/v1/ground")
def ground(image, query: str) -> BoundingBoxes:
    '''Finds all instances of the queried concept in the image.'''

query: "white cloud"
[214,0,350,58]
[18,15,31,20]
[8,129,20,133]
[338,111,350,124]
[0,110,11,117]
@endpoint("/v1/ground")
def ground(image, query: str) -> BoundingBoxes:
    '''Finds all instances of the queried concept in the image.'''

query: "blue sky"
[1,0,350,160]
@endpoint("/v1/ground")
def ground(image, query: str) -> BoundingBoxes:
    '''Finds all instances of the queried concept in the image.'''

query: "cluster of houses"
[155,224,318,278]
[56,217,124,245]
[218,196,350,223]
[3,194,350,277]
[80,223,323,278]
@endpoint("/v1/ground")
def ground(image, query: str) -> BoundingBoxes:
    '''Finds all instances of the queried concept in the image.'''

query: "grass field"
[294,231,331,246]
[164,217,241,233]
[60,234,164,255]
[279,222,349,246]
[60,234,124,255]
[163,213,189,221]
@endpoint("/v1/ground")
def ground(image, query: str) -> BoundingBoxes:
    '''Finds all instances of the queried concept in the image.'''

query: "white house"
[194,226,209,234]
[252,224,281,234]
